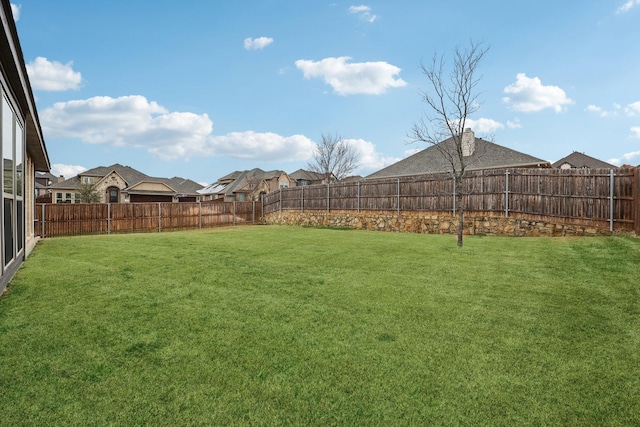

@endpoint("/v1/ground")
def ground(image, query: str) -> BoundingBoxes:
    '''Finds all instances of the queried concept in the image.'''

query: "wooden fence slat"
[35,201,263,237]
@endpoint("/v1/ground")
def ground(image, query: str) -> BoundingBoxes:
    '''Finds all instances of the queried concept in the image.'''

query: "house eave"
[1,3,50,171]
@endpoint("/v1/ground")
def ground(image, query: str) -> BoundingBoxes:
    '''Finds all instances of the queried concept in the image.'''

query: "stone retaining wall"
[264,210,615,237]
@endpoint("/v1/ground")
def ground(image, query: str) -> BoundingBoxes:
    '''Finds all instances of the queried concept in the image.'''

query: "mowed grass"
[0,226,639,426]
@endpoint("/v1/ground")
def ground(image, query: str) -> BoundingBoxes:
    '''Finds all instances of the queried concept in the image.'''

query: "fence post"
[41,204,45,238]
[158,203,162,232]
[199,201,202,229]
[301,186,304,213]
[233,201,236,226]
[452,176,456,216]
[279,189,282,212]
[261,193,265,222]
[397,178,400,215]
[40,203,46,238]
[505,170,510,218]
[326,183,330,212]
[610,169,614,232]
[108,203,111,234]
[357,181,360,213]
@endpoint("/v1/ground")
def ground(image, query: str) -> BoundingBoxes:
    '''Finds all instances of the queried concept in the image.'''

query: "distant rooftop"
[552,151,617,169]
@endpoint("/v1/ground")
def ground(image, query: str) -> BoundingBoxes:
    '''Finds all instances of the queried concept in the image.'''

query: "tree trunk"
[457,202,464,247]
[456,176,464,247]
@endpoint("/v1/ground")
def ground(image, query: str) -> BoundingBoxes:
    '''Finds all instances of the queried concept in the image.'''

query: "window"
[56,192,63,203]
[1,95,23,266]
[2,96,14,265]
[82,176,94,184]
[107,187,118,203]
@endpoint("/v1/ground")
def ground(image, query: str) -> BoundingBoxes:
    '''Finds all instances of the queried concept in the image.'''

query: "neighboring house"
[552,151,617,170]
[199,168,295,201]
[48,164,203,203]
[35,171,61,194]
[34,171,62,202]
[1,0,51,291]
[289,169,327,186]
[340,175,363,183]
[366,129,550,179]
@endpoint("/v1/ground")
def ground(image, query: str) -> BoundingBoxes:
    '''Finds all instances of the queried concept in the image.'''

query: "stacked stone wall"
[264,210,616,237]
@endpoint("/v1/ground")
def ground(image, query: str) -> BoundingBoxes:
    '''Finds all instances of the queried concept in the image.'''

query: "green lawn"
[1,226,639,426]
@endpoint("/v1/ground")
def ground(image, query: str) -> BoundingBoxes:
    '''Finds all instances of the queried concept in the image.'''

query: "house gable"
[96,170,128,190]
[127,181,176,193]
[277,172,293,189]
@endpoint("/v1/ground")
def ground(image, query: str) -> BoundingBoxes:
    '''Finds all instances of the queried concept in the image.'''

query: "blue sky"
[12,1,640,185]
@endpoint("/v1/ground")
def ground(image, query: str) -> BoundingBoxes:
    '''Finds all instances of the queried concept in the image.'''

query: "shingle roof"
[218,171,243,182]
[218,168,287,194]
[36,172,59,182]
[166,177,204,194]
[551,151,617,169]
[366,137,550,179]
[289,169,325,181]
[340,175,363,182]
[49,176,81,189]
[81,163,150,185]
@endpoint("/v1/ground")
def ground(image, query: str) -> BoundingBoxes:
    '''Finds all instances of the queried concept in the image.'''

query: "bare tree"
[410,40,489,247]
[307,133,359,182]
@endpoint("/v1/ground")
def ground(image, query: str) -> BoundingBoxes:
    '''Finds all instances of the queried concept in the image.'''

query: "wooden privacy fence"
[264,167,639,233]
[35,201,263,237]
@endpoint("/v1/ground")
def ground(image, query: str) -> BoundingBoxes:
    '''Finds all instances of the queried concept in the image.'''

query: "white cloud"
[349,5,377,23]
[507,118,522,129]
[625,101,640,116]
[10,3,20,21]
[243,37,274,50]
[295,56,407,95]
[586,104,621,117]
[26,57,82,91]
[464,118,504,134]
[50,164,87,179]
[343,138,400,174]
[207,131,315,162]
[503,73,573,113]
[617,0,640,13]
[586,104,607,117]
[609,150,640,166]
[41,95,319,162]
[631,126,640,138]
[41,95,213,160]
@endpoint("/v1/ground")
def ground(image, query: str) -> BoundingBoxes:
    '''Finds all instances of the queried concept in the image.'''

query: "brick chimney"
[461,128,475,156]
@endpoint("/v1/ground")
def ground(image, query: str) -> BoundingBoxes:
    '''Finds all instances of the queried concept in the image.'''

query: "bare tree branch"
[307,133,359,182]
[409,40,489,247]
